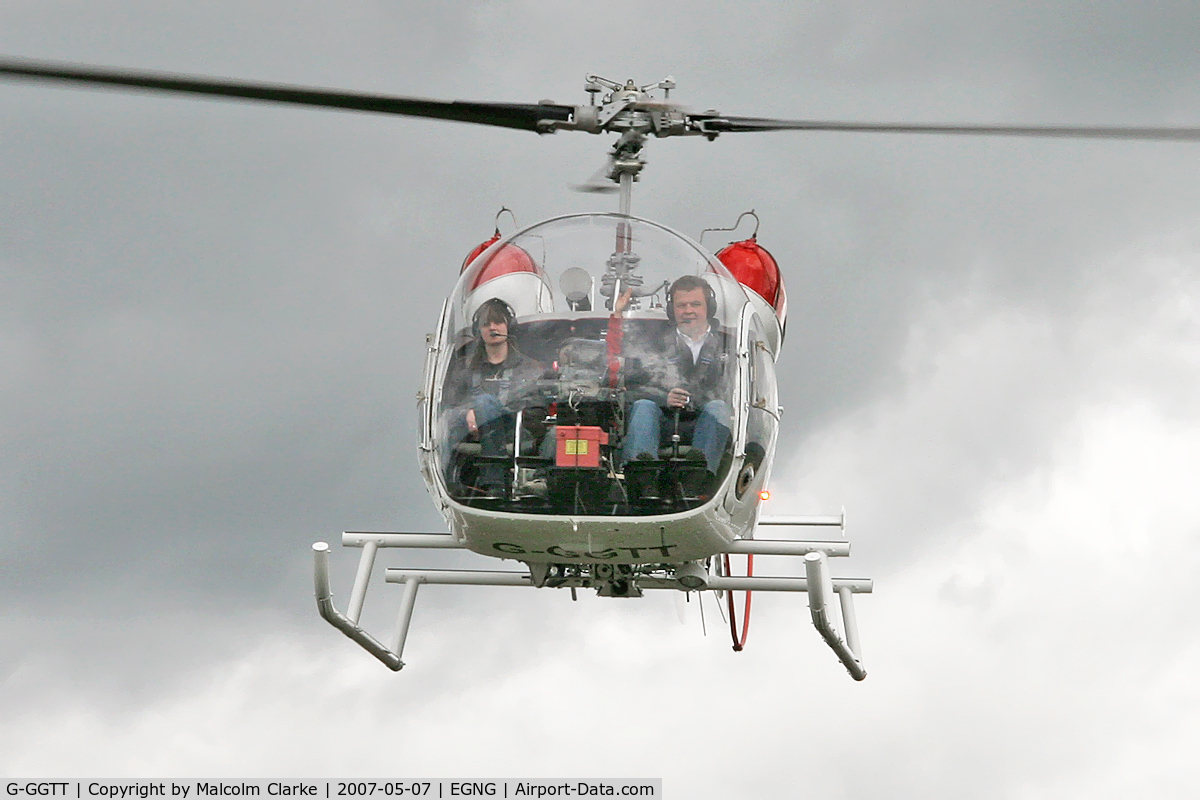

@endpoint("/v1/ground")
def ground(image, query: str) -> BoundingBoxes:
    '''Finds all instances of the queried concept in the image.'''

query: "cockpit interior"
[430,213,758,517]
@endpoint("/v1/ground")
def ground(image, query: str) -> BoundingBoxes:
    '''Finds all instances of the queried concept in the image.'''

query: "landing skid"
[312,516,872,680]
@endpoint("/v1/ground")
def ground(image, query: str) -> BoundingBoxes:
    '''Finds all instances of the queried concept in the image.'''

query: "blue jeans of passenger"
[443,394,554,485]
[622,398,732,474]
[443,393,508,466]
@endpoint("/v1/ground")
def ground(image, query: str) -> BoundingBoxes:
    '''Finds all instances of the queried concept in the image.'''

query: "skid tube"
[312,518,872,680]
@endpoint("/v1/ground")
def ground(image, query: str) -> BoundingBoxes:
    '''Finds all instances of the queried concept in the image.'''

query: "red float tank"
[460,232,501,272]
[716,237,787,325]
[461,233,538,291]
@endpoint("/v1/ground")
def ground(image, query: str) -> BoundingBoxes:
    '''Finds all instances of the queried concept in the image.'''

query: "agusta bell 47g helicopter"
[7,59,1199,681]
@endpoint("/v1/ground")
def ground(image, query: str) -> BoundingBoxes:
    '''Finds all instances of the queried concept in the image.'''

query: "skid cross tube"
[313,529,872,679]
[757,512,845,533]
[640,575,872,592]
[381,569,872,593]
[726,538,849,557]
[342,532,465,548]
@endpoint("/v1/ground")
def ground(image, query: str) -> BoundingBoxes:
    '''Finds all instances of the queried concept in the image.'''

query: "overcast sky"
[3,2,1199,796]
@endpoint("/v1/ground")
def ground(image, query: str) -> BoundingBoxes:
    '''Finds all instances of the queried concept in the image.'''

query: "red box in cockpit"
[555,425,609,468]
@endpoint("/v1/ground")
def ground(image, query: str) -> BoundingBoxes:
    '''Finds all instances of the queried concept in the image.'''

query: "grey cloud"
[3,0,1200,789]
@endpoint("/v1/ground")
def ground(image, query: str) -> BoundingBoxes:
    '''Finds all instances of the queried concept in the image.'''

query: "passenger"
[622,275,732,478]
[442,298,549,493]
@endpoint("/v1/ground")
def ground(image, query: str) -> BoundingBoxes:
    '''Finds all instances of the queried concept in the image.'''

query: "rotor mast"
[583,77,661,310]
[604,131,642,309]
[611,130,643,217]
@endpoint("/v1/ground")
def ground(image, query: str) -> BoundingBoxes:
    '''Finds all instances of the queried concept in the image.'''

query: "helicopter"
[6,59,1198,681]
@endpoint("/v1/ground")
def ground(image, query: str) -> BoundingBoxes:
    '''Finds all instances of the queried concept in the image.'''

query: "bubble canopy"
[435,214,750,516]
[451,213,749,333]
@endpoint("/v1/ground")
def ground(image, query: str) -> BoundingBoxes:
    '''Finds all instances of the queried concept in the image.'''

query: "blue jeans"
[443,394,508,466]
[622,398,732,473]
[443,394,555,482]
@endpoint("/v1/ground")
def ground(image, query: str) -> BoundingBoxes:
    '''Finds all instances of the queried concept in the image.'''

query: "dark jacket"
[624,325,731,414]
[443,342,548,426]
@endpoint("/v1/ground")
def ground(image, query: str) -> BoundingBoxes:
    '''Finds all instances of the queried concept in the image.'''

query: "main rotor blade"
[693,115,1200,142]
[0,57,574,133]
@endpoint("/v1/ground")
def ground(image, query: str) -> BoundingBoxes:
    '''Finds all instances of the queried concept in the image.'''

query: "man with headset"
[442,297,548,493]
[622,275,733,480]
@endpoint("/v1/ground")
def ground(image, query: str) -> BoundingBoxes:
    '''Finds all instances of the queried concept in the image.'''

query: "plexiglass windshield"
[434,214,748,516]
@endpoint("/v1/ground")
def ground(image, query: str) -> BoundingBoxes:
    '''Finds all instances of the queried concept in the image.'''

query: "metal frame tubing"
[382,569,871,594]
[386,569,533,587]
[346,539,379,624]
[312,543,404,671]
[389,576,423,660]
[758,513,844,532]
[725,539,850,557]
[638,575,871,592]
[315,534,872,680]
[342,532,465,548]
[838,586,862,660]
[804,551,866,681]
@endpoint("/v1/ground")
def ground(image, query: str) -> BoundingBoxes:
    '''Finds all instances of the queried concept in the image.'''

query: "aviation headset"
[665,275,719,325]
[472,297,517,338]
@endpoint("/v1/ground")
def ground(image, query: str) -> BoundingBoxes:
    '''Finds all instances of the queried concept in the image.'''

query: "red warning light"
[759,490,770,501]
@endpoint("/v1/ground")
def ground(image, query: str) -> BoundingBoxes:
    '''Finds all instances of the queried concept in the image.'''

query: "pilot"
[442,297,549,492]
[621,275,733,479]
